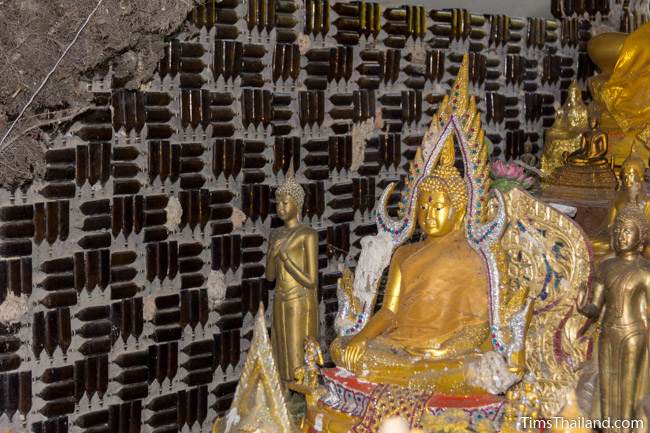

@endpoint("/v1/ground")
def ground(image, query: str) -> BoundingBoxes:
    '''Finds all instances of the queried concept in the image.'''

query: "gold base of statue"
[302,399,356,433]
[300,368,506,433]
[541,163,617,206]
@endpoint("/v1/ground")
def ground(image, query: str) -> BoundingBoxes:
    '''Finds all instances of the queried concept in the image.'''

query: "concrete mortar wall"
[0,0,591,432]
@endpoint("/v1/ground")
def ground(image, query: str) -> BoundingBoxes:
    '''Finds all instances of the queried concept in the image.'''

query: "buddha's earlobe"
[453,208,466,230]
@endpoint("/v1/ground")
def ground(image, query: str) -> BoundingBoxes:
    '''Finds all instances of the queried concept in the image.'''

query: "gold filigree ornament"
[334,265,363,335]
[499,188,595,416]
[293,335,324,390]
[211,303,301,433]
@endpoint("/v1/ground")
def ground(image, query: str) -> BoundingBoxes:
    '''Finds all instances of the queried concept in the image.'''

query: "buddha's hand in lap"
[342,335,368,370]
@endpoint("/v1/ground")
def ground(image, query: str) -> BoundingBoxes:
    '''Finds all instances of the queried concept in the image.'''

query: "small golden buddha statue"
[293,335,324,390]
[591,146,650,256]
[266,172,319,383]
[578,204,650,433]
[541,81,590,175]
[330,159,493,392]
[566,117,609,167]
[542,113,617,203]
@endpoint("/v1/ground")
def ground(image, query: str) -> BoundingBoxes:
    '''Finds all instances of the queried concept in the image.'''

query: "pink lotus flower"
[491,159,534,191]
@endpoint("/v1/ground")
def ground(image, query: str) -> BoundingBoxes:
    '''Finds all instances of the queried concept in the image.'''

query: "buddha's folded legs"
[330,336,487,394]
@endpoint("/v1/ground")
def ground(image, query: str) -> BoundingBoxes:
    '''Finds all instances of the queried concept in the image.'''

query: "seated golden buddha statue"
[542,113,617,203]
[331,163,492,392]
[302,56,594,433]
[589,22,650,165]
[565,117,609,166]
[540,81,590,175]
[591,145,650,257]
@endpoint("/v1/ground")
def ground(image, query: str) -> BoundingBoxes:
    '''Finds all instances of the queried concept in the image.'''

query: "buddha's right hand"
[268,239,281,257]
[576,283,600,320]
[343,335,368,370]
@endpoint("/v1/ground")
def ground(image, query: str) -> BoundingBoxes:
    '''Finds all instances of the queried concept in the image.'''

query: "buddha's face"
[622,167,642,194]
[417,189,458,237]
[613,219,642,254]
[276,192,298,221]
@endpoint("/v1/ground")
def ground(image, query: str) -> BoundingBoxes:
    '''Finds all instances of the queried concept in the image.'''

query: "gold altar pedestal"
[573,206,610,239]
[302,399,356,433]
[300,368,506,433]
[541,164,617,206]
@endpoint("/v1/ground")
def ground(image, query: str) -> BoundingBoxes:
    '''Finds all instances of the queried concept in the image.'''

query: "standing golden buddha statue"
[578,205,650,433]
[541,81,590,175]
[266,172,319,383]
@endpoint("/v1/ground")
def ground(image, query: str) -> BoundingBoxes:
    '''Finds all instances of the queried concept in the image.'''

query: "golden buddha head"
[612,204,648,253]
[417,170,468,237]
[275,172,305,221]
[621,148,646,190]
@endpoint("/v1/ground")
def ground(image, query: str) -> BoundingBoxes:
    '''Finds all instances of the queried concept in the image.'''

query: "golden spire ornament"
[211,304,300,433]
